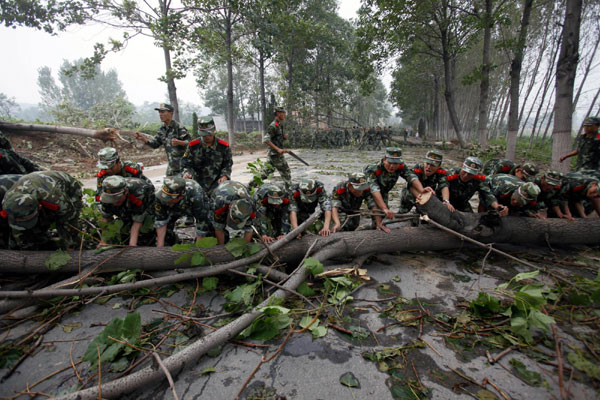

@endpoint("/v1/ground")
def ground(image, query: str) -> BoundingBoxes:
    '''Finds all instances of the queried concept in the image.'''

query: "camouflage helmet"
[348,172,369,191]
[154,103,174,112]
[585,180,600,198]
[462,156,483,175]
[261,183,286,205]
[543,170,563,187]
[582,116,600,126]
[227,198,254,229]
[101,175,128,204]
[520,162,538,180]
[156,176,186,204]
[198,117,216,135]
[97,147,120,170]
[425,150,443,166]
[512,182,540,206]
[298,178,320,203]
[385,147,403,164]
[3,193,40,230]
[274,106,286,114]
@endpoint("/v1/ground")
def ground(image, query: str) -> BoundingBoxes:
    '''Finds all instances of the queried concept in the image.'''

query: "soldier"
[154,177,214,247]
[557,171,600,218]
[2,171,82,250]
[99,176,155,247]
[95,147,148,202]
[262,107,292,189]
[253,183,291,243]
[519,162,539,182]
[134,103,190,176]
[487,174,541,217]
[331,172,372,232]
[560,116,600,170]
[364,147,429,233]
[534,170,569,219]
[289,178,332,236]
[0,132,41,175]
[446,156,506,214]
[183,117,233,193]
[482,158,516,176]
[0,174,23,248]
[398,150,452,213]
[212,180,257,245]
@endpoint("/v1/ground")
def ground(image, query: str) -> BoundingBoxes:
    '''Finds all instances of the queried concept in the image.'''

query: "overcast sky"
[0,0,363,107]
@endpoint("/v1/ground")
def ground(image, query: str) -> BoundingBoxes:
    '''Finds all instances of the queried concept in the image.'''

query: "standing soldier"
[558,171,600,218]
[99,176,156,247]
[398,151,452,213]
[253,183,291,243]
[486,174,542,217]
[560,116,600,170]
[212,180,257,245]
[154,177,214,247]
[0,132,41,174]
[446,156,505,214]
[2,171,82,250]
[183,117,233,193]
[330,172,372,232]
[95,147,149,202]
[364,147,428,233]
[262,107,292,189]
[289,178,332,236]
[0,174,23,248]
[134,103,190,176]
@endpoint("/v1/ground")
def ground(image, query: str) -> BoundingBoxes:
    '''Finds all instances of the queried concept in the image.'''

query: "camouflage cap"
[156,176,186,204]
[462,156,483,175]
[3,193,40,230]
[348,172,369,191]
[97,147,120,170]
[261,183,285,205]
[521,162,538,179]
[198,117,216,135]
[543,170,562,186]
[101,176,128,204]
[385,147,403,164]
[274,106,286,114]
[585,180,600,197]
[154,103,174,112]
[227,198,254,229]
[425,150,443,166]
[582,116,600,126]
[298,179,319,203]
[512,182,540,206]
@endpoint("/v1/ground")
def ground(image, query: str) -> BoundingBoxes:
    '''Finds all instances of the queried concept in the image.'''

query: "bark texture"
[0,122,119,142]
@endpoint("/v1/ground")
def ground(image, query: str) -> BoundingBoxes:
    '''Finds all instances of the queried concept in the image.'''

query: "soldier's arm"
[289,210,298,230]
[129,221,143,246]
[181,146,196,179]
[192,193,213,240]
[263,126,286,154]
[154,203,170,247]
[171,126,190,147]
[144,132,164,149]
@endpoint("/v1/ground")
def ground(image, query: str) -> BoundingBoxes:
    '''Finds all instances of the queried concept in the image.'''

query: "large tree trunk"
[259,50,267,135]
[552,0,583,172]
[441,47,466,148]
[477,0,492,150]
[506,0,534,160]
[163,47,180,123]
[225,9,235,145]
[0,121,119,141]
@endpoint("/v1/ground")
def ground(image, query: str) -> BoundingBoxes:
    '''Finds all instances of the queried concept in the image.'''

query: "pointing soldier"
[95,147,149,202]
[154,177,214,247]
[262,107,292,189]
[134,103,190,176]
[182,117,232,193]
[211,180,257,245]
[330,172,372,233]
[289,178,332,237]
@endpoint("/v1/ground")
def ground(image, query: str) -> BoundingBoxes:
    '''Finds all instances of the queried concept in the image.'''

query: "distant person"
[559,116,600,170]
[261,107,291,189]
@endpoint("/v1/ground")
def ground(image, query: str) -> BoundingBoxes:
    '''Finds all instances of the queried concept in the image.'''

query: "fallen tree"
[0,121,121,142]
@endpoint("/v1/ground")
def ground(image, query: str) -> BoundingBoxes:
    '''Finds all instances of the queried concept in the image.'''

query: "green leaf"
[510,316,531,342]
[297,282,315,297]
[0,348,22,369]
[513,270,539,282]
[174,253,191,265]
[110,357,130,372]
[101,342,124,363]
[527,310,554,332]
[311,325,327,338]
[122,312,141,340]
[304,257,324,276]
[200,367,216,375]
[61,322,82,333]
[299,315,315,329]
[476,389,499,399]
[225,238,246,257]
[567,351,600,380]
[191,251,206,266]
[45,250,72,271]
[470,292,501,317]
[172,243,192,252]
[202,277,219,291]
[330,276,354,287]
[340,372,359,388]
[195,236,218,249]
[258,305,290,315]
[246,242,261,255]
[509,359,542,386]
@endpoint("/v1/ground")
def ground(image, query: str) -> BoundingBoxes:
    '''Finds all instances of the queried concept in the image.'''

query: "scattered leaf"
[340,372,359,388]
[45,250,72,271]
[200,367,216,375]
[202,277,219,291]
[509,358,542,386]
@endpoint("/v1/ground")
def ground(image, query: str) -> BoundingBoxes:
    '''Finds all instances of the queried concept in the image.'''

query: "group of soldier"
[0,104,599,251]
[301,126,409,150]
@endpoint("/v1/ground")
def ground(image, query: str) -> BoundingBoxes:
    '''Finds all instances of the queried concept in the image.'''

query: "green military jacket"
[154,179,214,237]
[330,180,372,212]
[412,163,448,192]
[95,161,149,202]
[4,171,82,250]
[445,168,496,209]
[560,171,598,204]
[263,118,286,157]
[146,120,190,175]
[364,159,418,195]
[487,174,537,215]
[0,174,23,248]
[0,148,40,175]
[212,181,257,232]
[253,183,291,237]
[533,176,563,210]
[101,177,155,224]
[182,137,233,193]
[574,131,600,170]
[482,159,516,176]
[289,180,332,218]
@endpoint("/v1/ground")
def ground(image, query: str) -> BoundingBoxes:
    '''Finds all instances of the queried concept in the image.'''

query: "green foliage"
[0,343,22,369]
[339,372,359,388]
[237,306,291,341]
[44,250,72,271]
[299,315,328,338]
[202,277,219,291]
[304,257,324,276]
[107,269,142,285]
[567,349,600,381]
[224,281,261,312]
[83,312,142,371]
[225,238,261,258]
[246,159,274,190]
[171,237,218,266]
[509,359,543,386]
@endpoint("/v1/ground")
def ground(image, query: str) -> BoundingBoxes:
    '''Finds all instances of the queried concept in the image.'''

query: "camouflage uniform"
[95,147,148,202]
[574,130,600,170]
[364,151,419,209]
[154,177,214,241]
[2,171,82,250]
[145,120,191,176]
[262,117,291,188]
[0,144,40,175]
[482,159,516,176]
[100,177,156,244]
[534,171,564,216]
[0,174,23,248]
[182,136,233,193]
[399,152,448,213]
[560,171,599,216]
[487,174,540,216]
[331,175,371,231]
[212,181,257,233]
[253,183,291,237]
[446,168,496,212]
[289,179,332,224]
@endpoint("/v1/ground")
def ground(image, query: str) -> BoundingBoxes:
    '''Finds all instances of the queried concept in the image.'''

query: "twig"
[153,353,179,400]
[411,360,423,388]
[482,377,510,400]
[1,334,43,381]
[447,365,486,388]
[70,340,83,383]
[552,324,568,399]
[327,322,352,335]
[97,345,102,400]
[489,345,516,364]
